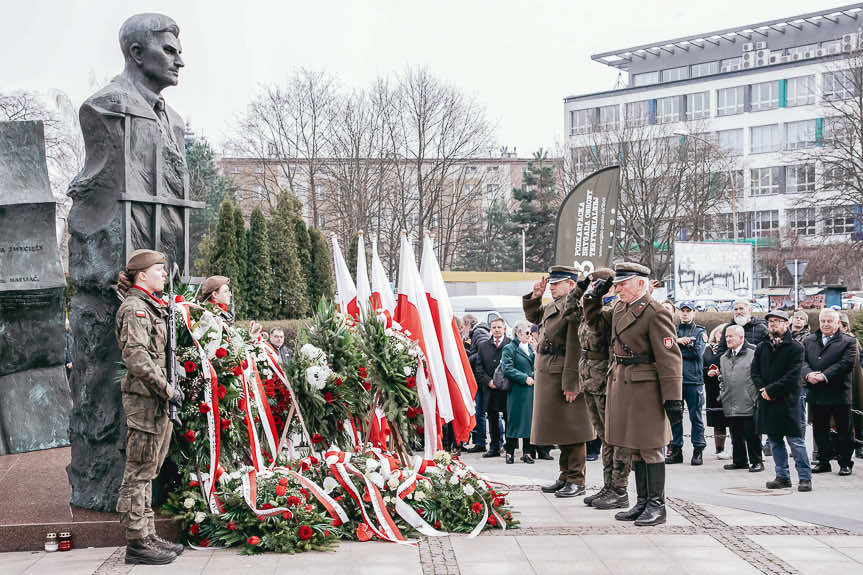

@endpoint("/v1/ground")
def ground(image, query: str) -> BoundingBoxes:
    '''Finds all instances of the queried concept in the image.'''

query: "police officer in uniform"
[584,262,683,526]
[115,250,184,564]
[524,266,595,498]
[576,268,632,510]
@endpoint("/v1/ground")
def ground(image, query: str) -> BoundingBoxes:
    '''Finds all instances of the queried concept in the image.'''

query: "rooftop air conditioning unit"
[842,32,859,52]
[826,44,841,55]
[792,53,802,61]
[803,50,816,59]
[781,55,790,63]
[769,54,781,64]
[756,49,769,58]
[743,42,755,52]
[741,52,755,68]
[755,41,768,50]
[816,48,825,57]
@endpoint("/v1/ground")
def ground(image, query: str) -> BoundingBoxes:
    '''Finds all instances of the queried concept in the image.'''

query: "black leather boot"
[690,448,703,466]
[584,485,609,506]
[148,533,184,556]
[665,445,683,464]
[593,486,630,510]
[615,460,647,521]
[541,478,566,493]
[125,537,177,565]
[554,482,586,498]
[634,462,667,526]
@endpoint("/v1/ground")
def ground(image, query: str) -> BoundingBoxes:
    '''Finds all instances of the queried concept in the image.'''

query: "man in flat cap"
[523,266,595,498]
[115,250,184,564]
[583,262,683,526]
[576,268,632,510]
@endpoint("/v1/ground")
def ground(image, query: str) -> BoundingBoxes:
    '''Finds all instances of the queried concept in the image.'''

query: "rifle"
[167,263,183,426]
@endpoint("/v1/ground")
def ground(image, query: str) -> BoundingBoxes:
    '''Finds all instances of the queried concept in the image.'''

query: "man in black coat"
[475,317,511,457]
[802,308,856,476]
[752,310,812,491]
[463,315,491,453]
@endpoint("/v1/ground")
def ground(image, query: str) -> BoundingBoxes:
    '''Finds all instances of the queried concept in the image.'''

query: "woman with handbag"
[500,320,537,464]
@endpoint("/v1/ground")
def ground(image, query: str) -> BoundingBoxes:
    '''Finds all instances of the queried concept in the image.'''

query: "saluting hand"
[532,276,548,299]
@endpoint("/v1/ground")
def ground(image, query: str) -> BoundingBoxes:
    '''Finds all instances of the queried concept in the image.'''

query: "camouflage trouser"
[117,414,173,540]
[584,391,631,489]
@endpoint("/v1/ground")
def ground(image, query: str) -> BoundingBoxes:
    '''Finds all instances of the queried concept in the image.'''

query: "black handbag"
[492,365,512,392]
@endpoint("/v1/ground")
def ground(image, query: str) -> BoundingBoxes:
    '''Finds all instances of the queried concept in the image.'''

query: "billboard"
[673,241,752,301]
[554,165,620,274]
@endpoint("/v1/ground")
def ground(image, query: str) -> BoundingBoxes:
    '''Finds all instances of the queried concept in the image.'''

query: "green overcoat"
[501,340,535,438]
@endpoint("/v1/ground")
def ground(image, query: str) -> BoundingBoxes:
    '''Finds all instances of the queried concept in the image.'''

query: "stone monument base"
[0,447,178,552]
[0,366,70,454]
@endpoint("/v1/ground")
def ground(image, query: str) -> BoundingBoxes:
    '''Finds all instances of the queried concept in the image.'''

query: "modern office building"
[564,4,863,287]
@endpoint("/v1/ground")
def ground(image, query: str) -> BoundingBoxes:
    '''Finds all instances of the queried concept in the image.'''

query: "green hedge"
[237,318,308,349]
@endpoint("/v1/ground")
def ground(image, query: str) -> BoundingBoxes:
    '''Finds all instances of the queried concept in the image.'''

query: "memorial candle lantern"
[44,532,58,552]
[58,531,72,551]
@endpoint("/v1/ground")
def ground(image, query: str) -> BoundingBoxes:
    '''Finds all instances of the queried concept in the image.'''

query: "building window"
[625,100,650,127]
[717,128,744,156]
[751,210,780,238]
[685,92,710,120]
[750,124,779,154]
[656,96,680,124]
[823,71,856,101]
[662,66,688,83]
[690,61,719,78]
[786,164,816,194]
[633,71,660,87]
[484,183,500,202]
[784,120,817,151]
[709,170,743,200]
[255,166,265,174]
[598,105,619,131]
[788,208,817,236]
[711,212,744,239]
[230,166,242,174]
[717,86,745,116]
[750,81,779,111]
[824,164,850,190]
[822,206,856,235]
[571,147,596,173]
[465,166,478,173]
[570,109,593,135]
[786,75,815,107]
[486,165,499,172]
[750,167,781,196]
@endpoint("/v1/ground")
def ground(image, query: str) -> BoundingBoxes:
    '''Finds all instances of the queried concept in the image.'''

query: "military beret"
[201,275,230,300]
[765,309,790,322]
[792,310,808,320]
[125,249,166,272]
[612,261,651,283]
[547,265,580,284]
[591,267,615,281]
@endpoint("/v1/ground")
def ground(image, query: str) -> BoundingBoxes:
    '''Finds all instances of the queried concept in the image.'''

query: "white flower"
[387,475,400,490]
[403,366,412,376]
[448,474,459,485]
[323,477,339,495]
[462,484,475,497]
[194,511,207,524]
[183,498,195,509]
[383,496,392,504]
[414,490,425,501]
[406,492,413,500]
[369,472,385,488]
[300,343,326,364]
[364,458,380,472]
[395,342,405,352]
[408,348,418,357]
[306,364,331,390]
[385,328,394,337]
[424,466,441,476]
[433,451,452,467]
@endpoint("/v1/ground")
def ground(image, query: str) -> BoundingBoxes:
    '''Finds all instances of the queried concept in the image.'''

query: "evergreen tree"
[308,227,334,304]
[186,135,236,270]
[194,231,216,277]
[346,232,359,278]
[245,207,274,319]
[510,150,559,271]
[294,217,313,303]
[211,199,240,292]
[455,200,515,271]
[233,207,247,318]
[268,191,309,318]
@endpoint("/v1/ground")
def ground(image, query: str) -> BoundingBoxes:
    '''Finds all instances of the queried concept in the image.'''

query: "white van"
[449,295,528,337]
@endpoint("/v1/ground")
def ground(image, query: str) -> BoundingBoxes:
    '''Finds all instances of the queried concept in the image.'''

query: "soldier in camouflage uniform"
[200,275,234,325]
[578,268,632,510]
[115,249,184,565]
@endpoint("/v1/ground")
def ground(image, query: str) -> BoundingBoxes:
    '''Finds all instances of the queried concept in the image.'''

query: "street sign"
[784,259,808,279]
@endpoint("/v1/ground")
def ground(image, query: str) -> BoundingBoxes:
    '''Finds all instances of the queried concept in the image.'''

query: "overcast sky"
[1,0,854,156]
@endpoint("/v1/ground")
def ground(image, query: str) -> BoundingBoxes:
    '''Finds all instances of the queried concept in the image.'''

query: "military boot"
[691,448,703,466]
[125,537,177,565]
[634,463,667,526]
[615,460,647,521]
[148,533,184,556]
[593,486,630,510]
[665,445,683,464]
[583,485,610,506]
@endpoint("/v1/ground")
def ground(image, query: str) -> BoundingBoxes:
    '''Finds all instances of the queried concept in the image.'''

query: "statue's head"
[119,13,183,92]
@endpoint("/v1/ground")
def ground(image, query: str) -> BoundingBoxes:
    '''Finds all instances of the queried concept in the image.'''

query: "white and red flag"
[331,235,359,319]
[393,234,452,457]
[420,233,477,443]
[355,233,371,317]
[370,238,396,320]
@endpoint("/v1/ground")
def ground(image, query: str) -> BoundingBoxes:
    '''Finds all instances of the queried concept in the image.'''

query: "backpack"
[492,365,512,392]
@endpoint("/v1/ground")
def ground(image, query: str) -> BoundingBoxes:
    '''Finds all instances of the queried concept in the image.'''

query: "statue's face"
[132,31,184,90]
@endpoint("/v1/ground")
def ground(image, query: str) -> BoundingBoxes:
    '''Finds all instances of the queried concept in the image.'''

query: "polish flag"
[355,233,371,317]
[331,235,359,319]
[370,238,396,320]
[420,233,477,443]
[394,234,452,457]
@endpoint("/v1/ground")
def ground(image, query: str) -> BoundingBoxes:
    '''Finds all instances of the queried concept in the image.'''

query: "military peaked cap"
[547,265,580,284]
[201,275,230,300]
[591,267,615,281]
[125,249,166,272]
[612,262,651,283]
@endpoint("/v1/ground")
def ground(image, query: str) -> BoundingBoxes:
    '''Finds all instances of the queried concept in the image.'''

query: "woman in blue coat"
[501,320,537,464]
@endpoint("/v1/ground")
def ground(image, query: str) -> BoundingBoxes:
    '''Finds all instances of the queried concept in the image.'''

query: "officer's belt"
[614,354,654,366]
[538,344,567,356]
[581,350,607,361]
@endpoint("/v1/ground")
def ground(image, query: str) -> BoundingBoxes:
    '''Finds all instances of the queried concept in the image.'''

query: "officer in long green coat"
[501,320,537,464]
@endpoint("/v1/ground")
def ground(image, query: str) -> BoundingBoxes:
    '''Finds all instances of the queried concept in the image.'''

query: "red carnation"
[488,515,498,527]
[362,381,372,392]
[231,366,243,376]
[357,366,368,379]
[184,430,196,442]
[282,510,293,520]
[275,485,287,497]
[226,521,237,531]
[287,496,301,507]
[217,385,227,399]
[199,538,210,547]
[434,520,441,529]
[323,530,331,538]
[261,503,274,510]
[405,376,416,389]
[215,347,228,358]
[304,504,314,513]
[311,433,324,444]
[184,360,197,373]
[471,502,483,514]
[406,407,417,419]
[417,508,425,516]
[278,477,289,486]
[237,398,247,411]
[324,392,334,404]
[336,420,344,430]
[241,359,249,370]
[199,402,211,414]
[296,525,314,541]
[174,294,185,303]
[416,425,424,435]
[494,496,505,507]
[189,480,199,488]
[220,418,231,430]
[300,488,309,500]
[258,515,267,522]
[189,523,200,535]
[247,535,260,546]
[334,377,343,387]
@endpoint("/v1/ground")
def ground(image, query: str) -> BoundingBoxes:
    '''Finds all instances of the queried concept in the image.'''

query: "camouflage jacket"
[116,287,170,431]
[578,300,613,394]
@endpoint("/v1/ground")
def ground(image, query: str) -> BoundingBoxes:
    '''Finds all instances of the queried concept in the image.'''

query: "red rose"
[362,381,372,392]
[199,402,211,414]
[356,524,373,541]
[506,513,512,520]
[231,366,243,376]
[296,525,314,541]
[184,360,197,373]
[416,425,424,435]
[189,480,199,488]
[323,530,331,538]
[300,488,309,500]
[174,294,185,303]
[184,430,196,442]
[309,456,319,465]
[189,523,200,535]
[226,521,237,531]
[278,477,289,486]
[471,502,483,514]
[494,496,505,507]
[406,407,417,419]
[304,504,314,513]
[311,433,324,444]
[337,420,344,430]
[199,538,210,547]
[238,398,247,411]
[261,503,274,510]
[215,347,228,358]
[282,510,293,520]
[417,508,425,516]
[324,392,334,404]
[434,520,441,529]
[488,515,498,527]
[287,496,301,506]
[405,376,416,389]
[217,385,227,399]
[247,535,260,546]
[335,378,343,386]
[275,485,287,497]
[357,366,368,379]
[258,515,267,522]
[241,359,249,370]
[220,418,231,431]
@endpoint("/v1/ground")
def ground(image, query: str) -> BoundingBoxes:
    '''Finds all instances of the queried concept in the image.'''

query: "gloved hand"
[169,385,185,406]
[664,400,683,426]
[576,275,591,291]
[585,277,613,299]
